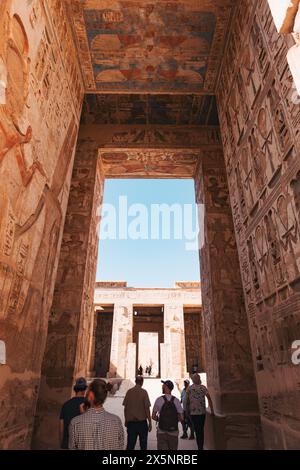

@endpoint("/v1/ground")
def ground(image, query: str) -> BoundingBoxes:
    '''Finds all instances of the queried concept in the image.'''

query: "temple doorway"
[133,306,164,378]
[138,332,159,378]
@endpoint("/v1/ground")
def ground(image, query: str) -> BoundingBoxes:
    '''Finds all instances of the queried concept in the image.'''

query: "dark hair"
[89,379,113,405]
[73,377,87,393]
[74,385,86,393]
[135,376,144,386]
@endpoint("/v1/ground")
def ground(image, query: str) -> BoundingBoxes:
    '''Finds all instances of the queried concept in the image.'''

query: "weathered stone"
[1,0,300,451]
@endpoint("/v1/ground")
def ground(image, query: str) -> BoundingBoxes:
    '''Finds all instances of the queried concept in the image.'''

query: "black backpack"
[158,396,178,432]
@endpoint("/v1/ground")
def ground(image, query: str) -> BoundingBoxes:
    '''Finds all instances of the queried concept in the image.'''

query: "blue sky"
[96,179,200,287]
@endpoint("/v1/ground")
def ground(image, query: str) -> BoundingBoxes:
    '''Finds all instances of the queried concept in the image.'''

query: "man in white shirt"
[152,380,184,450]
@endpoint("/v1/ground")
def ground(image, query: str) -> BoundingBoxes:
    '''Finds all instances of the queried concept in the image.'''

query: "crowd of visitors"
[59,373,214,450]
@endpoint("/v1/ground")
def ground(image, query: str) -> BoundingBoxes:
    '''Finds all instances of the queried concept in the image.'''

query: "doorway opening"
[133,306,164,378]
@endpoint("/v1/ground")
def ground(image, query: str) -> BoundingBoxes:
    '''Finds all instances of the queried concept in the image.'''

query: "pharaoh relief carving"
[0,1,81,354]
[0,10,46,187]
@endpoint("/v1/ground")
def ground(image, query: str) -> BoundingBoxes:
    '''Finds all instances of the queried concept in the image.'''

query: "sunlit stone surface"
[0,0,300,451]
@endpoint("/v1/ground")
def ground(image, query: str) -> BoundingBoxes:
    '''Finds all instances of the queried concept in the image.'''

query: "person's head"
[87,379,113,407]
[161,380,174,395]
[73,377,87,396]
[184,379,190,389]
[191,373,201,385]
[135,376,144,387]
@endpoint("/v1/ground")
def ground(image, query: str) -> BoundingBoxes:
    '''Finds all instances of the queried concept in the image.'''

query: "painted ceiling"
[81,94,219,125]
[66,0,234,94]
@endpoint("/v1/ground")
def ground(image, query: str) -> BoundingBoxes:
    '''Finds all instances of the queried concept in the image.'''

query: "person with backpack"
[152,380,184,450]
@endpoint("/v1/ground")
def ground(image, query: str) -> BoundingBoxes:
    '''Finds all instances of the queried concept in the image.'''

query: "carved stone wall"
[195,150,262,449]
[184,309,205,373]
[0,0,83,450]
[94,311,114,377]
[217,0,300,449]
[31,138,103,449]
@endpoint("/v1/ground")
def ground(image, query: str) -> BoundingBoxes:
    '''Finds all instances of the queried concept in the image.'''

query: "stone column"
[109,303,133,378]
[164,304,187,379]
[86,308,98,378]
[194,150,262,449]
[32,138,104,449]
[125,343,137,379]
[160,343,168,378]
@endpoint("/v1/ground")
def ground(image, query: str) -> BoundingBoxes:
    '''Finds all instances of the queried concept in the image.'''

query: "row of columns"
[100,303,188,380]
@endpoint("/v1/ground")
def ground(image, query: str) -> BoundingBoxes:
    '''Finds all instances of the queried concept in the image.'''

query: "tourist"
[122,376,152,450]
[59,377,87,449]
[186,373,215,450]
[152,380,184,450]
[138,365,143,376]
[145,366,149,375]
[69,379,124,450]
[148,365,152,376]
[180,379,195,440]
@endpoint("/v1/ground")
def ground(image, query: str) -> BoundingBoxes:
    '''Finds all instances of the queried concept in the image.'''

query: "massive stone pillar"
[0,0,83,449]
[109,303,133,378]
[32,138,104,449]
[164,304,187,379]
[125,343,137,379]
[217,0,300,449]
[195,150,262,449]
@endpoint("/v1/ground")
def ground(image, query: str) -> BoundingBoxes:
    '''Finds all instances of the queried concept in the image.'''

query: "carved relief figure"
[247,237,261,296]
[229,85,243,142]
[267,83,290,153]
[240,145,255,211]
[0,13,45,186]
[248,130,266,194]
[264,210,286,286]
[255,225,274,296]
[206,173,229,209]
[235,163,246,219]
[257,107,280,175]
[291,171,300,222]
[276,194,299,278]
[241,44,260,106]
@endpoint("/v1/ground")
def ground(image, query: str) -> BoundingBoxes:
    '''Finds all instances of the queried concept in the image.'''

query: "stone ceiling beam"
[78,124,222,149]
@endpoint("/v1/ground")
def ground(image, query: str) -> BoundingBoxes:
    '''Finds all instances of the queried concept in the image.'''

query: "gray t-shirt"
[153,395,183,435]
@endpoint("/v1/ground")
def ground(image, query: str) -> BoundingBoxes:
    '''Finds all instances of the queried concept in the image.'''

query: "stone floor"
[103,377,207,450]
